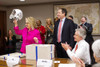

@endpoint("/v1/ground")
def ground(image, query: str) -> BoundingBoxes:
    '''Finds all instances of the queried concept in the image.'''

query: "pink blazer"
[14,26,42,53]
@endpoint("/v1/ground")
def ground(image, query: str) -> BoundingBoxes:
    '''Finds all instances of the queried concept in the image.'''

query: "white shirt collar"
[60,17,66,22]
[77,39,84,44]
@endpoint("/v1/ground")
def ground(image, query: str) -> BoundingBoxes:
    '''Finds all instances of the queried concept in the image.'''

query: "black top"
[6,35,16,48]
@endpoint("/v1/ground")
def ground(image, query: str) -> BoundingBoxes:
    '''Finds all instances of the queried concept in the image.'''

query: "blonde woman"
[45,18,54,44]
[13,17,42,53]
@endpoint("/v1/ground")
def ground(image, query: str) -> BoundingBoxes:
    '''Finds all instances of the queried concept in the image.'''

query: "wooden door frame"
[0,10,7,55]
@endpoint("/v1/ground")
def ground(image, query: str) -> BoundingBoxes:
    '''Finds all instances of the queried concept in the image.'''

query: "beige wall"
[0,6,7,11]
[7,4,54,39]
[5,3,100,40]
[93,2,100,41]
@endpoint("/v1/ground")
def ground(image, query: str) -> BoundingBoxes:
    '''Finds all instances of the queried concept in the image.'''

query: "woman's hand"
[13,19,18,27]
[61,43,69,51]
[5,36,7,41]
[9,36,12,40]
[46,24,49,28]
[72,56,85,67]
[46,24,53,33]
[78,58,85,67]
[33,37,38,43]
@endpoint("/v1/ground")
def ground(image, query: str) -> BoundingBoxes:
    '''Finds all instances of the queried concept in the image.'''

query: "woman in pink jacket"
[13,17,42,53]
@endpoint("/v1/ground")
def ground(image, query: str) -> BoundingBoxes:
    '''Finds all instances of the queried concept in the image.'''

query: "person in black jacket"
[53,8,75,58]
[68,15,78,29]
[68,15,78,45]
[5,29,16,53]
[80,16,95,64]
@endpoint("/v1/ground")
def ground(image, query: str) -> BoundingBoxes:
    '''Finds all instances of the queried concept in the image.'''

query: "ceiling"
[0,0,99,7]
[0,0,71,6]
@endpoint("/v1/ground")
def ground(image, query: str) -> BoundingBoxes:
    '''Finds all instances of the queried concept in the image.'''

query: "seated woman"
[74,39,100,67]
[5,29,16,53]
[13,17,42,53]
[62,28,91,67]
[92,39,100,67]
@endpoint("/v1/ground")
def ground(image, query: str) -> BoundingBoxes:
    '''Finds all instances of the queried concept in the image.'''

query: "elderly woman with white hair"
[92,39,100,67]
[62,27,91,67]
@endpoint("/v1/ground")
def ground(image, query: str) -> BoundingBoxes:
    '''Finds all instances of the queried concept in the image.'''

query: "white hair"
[75,28,86,39]
[92,63,100,67]
[92,39,100,57]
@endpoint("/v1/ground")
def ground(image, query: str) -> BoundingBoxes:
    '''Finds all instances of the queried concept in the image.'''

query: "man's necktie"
[58,20,62,42]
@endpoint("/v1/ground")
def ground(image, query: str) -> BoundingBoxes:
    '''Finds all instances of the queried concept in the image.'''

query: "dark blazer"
[53,18,75,48]
[81,22,94,44]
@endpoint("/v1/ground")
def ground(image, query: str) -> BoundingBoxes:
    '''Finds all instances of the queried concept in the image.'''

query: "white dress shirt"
[66,40,91,64]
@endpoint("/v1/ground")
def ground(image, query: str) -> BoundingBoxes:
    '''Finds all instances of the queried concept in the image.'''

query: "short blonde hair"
[46,18,53,25]
[25,17,37,30]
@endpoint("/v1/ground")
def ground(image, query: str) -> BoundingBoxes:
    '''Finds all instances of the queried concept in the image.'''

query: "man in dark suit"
[53,8,75,58]
[68,15,78,29]
[68,15,78,46]
[80,16,95,64]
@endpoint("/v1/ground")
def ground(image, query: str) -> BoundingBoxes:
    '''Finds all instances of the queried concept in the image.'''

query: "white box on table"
[26,44,55,60]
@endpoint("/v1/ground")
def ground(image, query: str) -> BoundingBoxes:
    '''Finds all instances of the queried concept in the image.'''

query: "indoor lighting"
[19,0,25,2]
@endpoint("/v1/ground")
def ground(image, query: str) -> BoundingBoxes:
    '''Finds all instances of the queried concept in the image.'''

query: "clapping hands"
[61,42,72,51]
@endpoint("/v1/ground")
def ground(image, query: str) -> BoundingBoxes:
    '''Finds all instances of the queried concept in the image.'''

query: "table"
[0,58,81,67]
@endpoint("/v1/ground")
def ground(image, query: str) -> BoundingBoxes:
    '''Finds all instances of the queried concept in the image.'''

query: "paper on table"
[54,61,60,63]
[0,52,25,59]
[37,59,53,67]
[58,63,76,67]
[6,56,20,67]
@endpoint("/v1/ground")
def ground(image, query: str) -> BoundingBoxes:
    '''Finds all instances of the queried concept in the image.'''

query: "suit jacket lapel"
[62,18,67,33]
[84,22,87,26]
